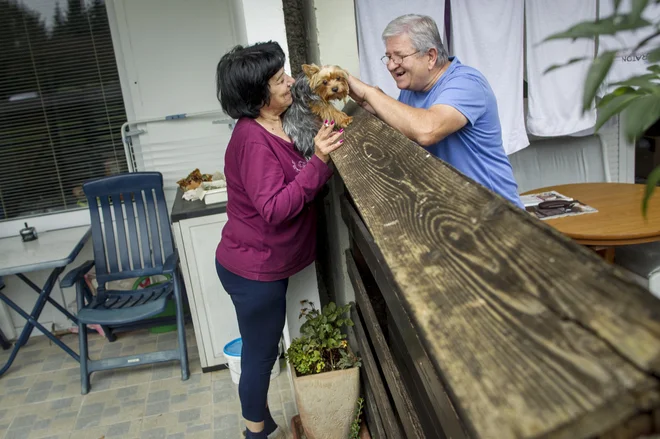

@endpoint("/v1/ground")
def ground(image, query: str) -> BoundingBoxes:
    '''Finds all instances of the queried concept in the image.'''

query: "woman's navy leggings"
[215,260,288,422]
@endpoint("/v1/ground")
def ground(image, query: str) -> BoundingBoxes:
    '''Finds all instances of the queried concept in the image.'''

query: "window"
[0,0,127,221]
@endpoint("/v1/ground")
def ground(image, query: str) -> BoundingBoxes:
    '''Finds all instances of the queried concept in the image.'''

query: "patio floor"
[0,324,296,438]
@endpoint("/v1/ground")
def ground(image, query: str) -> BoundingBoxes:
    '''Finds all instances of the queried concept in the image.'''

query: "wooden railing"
[332,106,660,439]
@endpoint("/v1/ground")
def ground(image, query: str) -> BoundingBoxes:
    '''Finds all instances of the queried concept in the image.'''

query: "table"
[0,226,91,376]
[522,183,660,261]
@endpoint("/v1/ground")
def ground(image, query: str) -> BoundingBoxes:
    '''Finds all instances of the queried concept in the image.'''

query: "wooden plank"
[344,199,470,439]
[346,250,427,439]
[600,413,653,439]
[352,306,404,439]
[362,370,388,439]
[333,107,660,439]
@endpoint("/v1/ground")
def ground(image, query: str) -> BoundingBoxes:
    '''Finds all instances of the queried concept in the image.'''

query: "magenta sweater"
[215,118,333,281]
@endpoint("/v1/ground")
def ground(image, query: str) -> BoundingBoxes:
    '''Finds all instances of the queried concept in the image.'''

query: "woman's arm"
[240,123,342,225]
[240,145,333,225]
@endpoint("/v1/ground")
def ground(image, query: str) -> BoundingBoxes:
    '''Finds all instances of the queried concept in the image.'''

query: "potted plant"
[286,300,362,439]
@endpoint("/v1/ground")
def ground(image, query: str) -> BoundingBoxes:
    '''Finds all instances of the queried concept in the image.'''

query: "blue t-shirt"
[399,57,524,208]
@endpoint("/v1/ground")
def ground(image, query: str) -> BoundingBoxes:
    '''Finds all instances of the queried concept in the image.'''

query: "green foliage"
[349,397,365,439]
[285,300,361,376]
[543,0,660,216]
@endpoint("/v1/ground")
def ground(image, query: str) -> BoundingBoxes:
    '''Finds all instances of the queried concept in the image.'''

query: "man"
[349,14,524,208]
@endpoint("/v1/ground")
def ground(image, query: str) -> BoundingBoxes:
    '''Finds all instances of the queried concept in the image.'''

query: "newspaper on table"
[521,191,598,220]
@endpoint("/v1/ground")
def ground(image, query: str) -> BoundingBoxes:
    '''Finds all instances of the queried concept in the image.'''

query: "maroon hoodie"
[216,117,333,281]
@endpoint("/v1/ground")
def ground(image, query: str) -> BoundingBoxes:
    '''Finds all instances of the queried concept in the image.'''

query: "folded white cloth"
[525,0,597,136]
[598,0,660,94]
[450,0,528,155]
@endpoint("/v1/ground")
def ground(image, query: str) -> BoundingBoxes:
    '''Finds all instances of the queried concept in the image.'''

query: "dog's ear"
[302,64,321,78]
[335,66,349,80]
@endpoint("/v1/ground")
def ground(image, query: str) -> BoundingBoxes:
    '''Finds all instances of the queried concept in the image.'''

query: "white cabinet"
[172,210,322,372]
[172,213,239,370]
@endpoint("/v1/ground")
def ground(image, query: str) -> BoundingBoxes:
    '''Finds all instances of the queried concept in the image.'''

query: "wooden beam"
[332,107,660,439]
[351,306,404,439]
[347,249,428,438]
[345,230,466,439]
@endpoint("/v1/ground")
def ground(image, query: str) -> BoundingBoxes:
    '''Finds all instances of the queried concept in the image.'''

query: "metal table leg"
[0,267,80,377]
[0,329,10,350]
[0,277,9,350]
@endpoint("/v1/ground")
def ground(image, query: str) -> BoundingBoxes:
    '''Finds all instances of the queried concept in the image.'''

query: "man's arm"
[348,75,468,147]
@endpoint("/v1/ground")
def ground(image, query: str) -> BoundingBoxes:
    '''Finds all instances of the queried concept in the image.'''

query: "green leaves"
[631,0,652,21]
[543,0,660,218]
[583,51,617,111]
[594,88,640,132]
[288,301,360,375]
[648,47,660,63]
[644,166,660,216]
[543,14,651,42]
[622,94,660,142]
[544,57,588,74]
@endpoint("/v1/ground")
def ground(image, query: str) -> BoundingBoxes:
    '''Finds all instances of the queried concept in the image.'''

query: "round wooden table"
[522,183,660,247]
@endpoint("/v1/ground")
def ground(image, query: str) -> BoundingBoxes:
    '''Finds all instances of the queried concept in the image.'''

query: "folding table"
[0,226,90,376]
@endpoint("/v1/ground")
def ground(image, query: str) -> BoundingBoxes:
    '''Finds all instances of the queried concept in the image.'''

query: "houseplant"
[543,0,660,215]
[286,300,362,439]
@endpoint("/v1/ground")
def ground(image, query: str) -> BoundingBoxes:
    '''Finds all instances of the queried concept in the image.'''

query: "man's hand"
[348,75,378,114]
[347,74,369,103]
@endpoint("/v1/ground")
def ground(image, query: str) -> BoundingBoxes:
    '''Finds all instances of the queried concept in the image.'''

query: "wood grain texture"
[362,380,388,439]
[352,307,403,439]
[522,183,660,246]
[332,108,660,439]
[345,210,466,439]
[346,250,426,439]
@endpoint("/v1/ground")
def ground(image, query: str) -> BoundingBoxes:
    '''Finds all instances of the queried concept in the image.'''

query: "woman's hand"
[314,120,344,163]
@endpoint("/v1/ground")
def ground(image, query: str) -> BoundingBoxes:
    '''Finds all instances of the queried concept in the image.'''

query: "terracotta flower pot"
[291,366,360,439]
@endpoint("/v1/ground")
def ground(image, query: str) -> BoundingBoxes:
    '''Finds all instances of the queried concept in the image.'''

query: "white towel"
[599,0,660,94]
[450,0,528,155]
[525,0,597,137]
[355,0,445,99]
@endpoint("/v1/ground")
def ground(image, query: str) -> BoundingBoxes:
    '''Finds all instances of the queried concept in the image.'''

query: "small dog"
[283,64,353,158]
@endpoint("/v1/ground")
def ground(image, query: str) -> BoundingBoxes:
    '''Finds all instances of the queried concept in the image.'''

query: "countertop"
[170,187,227,223]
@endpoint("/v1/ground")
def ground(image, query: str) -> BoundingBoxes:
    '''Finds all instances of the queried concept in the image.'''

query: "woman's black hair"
[216,41,286,119]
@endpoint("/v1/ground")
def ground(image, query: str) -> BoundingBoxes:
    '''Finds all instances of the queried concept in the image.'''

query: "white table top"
[0,226,91,276]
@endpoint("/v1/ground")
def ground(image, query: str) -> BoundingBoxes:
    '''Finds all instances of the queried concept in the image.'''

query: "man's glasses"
[380,51,420,66]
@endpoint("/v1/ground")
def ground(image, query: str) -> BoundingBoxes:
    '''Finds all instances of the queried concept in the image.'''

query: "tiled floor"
[0,325,297,439]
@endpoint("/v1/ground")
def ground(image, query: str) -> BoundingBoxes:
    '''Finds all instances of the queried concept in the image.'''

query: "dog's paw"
[338,115,353,128]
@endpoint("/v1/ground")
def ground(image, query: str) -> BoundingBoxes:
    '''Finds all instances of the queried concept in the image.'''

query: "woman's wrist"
[314,151,330,164]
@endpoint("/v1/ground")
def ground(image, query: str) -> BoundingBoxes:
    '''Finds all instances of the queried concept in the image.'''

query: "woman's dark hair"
[216,41,286,119]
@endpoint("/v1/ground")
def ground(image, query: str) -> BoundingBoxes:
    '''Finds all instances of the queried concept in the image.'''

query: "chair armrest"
[61,260,95,288]
[162,250,179,275]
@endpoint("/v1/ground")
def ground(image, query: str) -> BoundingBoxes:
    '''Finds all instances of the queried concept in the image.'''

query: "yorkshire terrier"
[283,64,353,158]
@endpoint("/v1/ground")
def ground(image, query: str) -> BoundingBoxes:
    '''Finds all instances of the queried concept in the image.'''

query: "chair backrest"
[83,172,174,286]
[508,134,611,193]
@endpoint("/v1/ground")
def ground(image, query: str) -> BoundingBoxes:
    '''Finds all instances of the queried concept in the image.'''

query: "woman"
[215,41,344,439]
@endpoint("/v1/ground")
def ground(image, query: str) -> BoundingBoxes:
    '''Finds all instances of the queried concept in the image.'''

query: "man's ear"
[303,64,321,78]
[427,48,438,69]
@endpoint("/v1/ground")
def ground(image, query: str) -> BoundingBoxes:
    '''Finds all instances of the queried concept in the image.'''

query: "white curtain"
[355,0,446,99]
[450,0,529,155]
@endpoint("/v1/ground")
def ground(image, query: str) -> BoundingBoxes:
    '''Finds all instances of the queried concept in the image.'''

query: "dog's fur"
[283,64,353,158]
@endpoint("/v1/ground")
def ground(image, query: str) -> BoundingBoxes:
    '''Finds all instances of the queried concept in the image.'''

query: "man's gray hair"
[382,14,448,67]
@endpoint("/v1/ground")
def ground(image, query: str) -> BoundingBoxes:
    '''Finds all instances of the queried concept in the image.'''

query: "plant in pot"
[286,300,362,439]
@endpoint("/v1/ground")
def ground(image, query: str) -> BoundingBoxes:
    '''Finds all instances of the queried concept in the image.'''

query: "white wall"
[306,0,360,75]
[303,0,360,306]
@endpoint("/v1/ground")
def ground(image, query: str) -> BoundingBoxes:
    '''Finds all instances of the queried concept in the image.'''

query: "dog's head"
[302,64,349,102]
